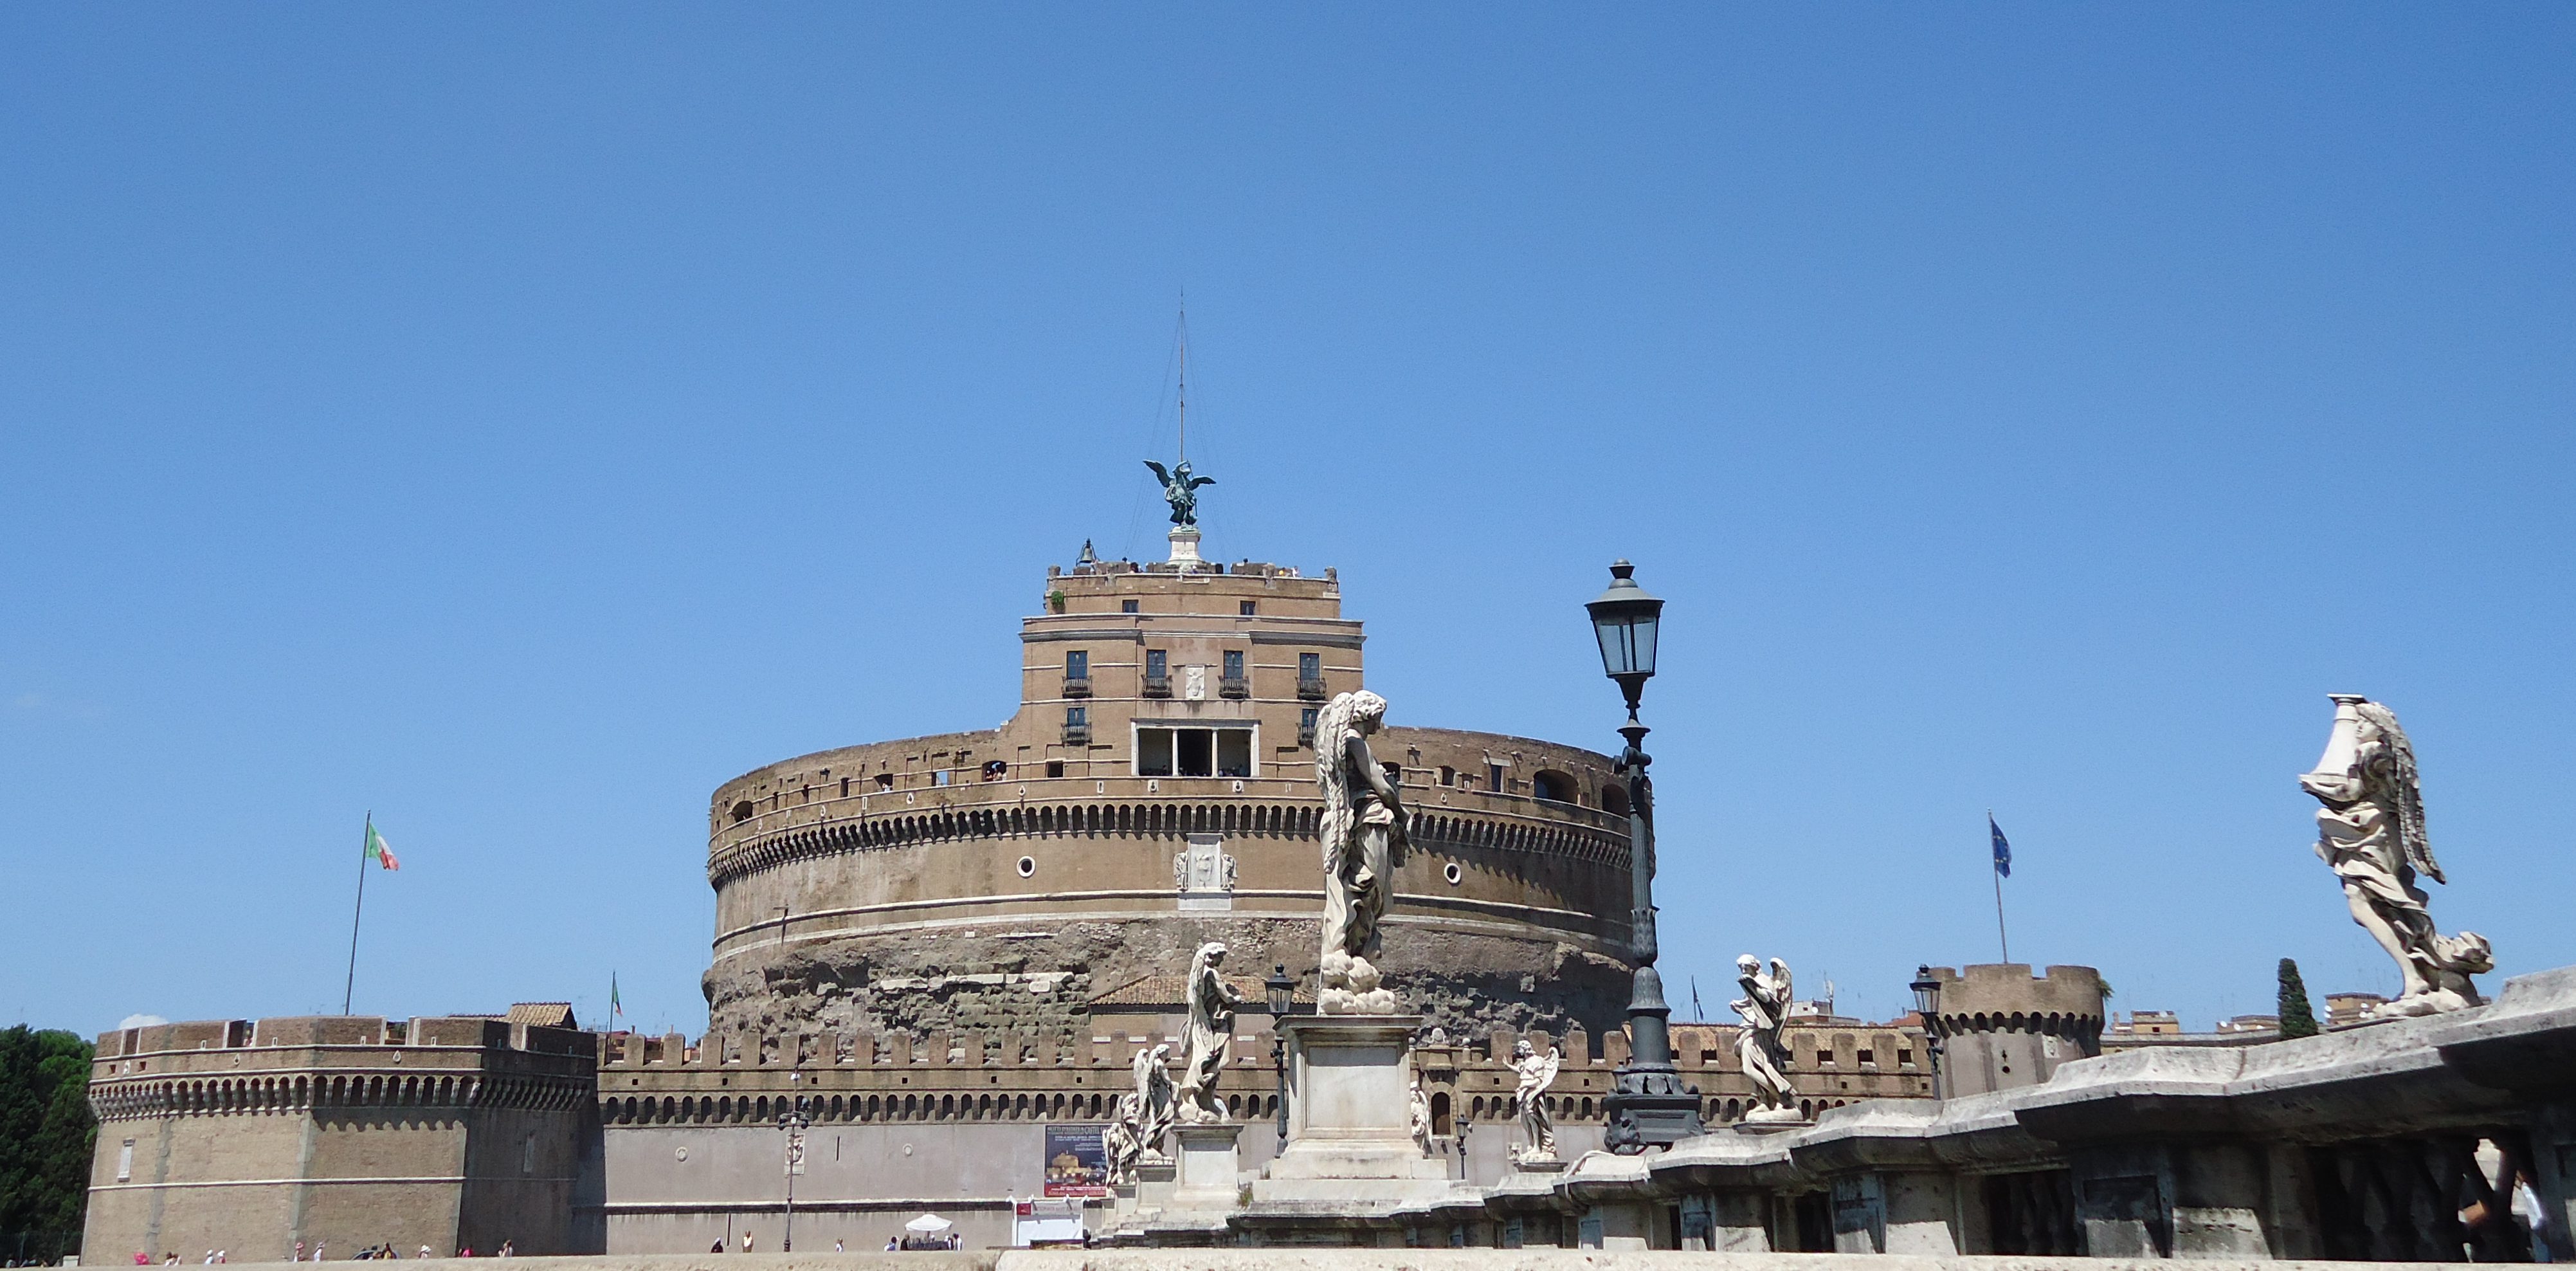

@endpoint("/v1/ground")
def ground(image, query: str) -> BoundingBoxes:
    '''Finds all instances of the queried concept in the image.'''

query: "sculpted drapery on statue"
[1732,955,1801,1122]
[1176,942,1244,1124]
[1313,690,1407,1014]
[1103,1042,1175,1181]
[2301,694,2492,1018]
[1510,1039,1563,1163]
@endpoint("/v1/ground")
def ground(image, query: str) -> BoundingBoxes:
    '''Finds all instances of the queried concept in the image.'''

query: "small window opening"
[1044,760,1065,778]
[1121,599,1139,614]
[1239,600,1256,616]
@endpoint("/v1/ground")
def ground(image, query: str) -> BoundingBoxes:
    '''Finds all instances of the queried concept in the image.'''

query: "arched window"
[1430,1092,1452,1136]
[730,800,754,823]
[1600,784,1631,817]
[1532,770,1575,803]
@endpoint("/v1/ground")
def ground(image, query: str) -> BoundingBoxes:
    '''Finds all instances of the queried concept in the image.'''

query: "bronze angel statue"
[2299,695,2492,1017]
[1143,459,1215,526]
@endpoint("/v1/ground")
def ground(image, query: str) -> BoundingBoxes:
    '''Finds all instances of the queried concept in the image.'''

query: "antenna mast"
[1175,297,1188,463]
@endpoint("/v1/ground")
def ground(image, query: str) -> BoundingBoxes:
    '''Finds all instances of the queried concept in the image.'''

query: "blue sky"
[3,6,2570,1036]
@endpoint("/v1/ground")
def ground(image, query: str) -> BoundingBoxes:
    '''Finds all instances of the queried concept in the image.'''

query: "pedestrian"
[883,1237,897,1252]
[740,1232,753,1254]
[832,1239,843,1254]
[708,1241,722,1255]
[494,1242,511,1259]
[418,1247,431,1261]
[293,1243,305,1263]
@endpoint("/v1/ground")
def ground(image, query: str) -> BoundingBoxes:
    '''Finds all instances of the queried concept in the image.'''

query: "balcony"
[1143,675,1172,699]
[1062,724,1092,745]
[1062,676,1093,699]
[1219,675,1249,700]
[1296,724,1316,747]
[1297,677,1328,701]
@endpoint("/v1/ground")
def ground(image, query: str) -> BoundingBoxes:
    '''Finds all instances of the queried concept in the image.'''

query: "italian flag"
[365,821,401,871]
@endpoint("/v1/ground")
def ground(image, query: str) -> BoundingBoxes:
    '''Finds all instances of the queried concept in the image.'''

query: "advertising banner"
[1043,1124,1111,1196]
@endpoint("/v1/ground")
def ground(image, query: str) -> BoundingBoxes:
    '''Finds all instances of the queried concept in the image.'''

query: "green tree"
[0,1025,96,1264]
[2278,958,2320,1039]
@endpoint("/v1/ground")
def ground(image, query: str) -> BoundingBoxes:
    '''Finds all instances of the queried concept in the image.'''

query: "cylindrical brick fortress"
[703,551,1639,1044]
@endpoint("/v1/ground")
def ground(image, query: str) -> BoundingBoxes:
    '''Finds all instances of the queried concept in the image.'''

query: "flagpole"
[1992,864,2010,964]
[1989,809,2011,964]
[343,812,371,1014]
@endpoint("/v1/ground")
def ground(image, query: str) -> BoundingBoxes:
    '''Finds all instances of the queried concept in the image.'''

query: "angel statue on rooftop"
[1314,690,1406,1014]
[2301,695,2492,1018]
[1733,954,1801,1123]
[1176,942,1245,1124]
[1143,459,1214,527]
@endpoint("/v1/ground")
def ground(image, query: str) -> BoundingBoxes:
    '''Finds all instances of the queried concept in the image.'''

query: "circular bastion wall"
[702,723,1638,1044]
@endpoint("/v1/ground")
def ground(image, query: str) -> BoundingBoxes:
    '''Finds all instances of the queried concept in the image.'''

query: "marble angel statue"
[1104,1042,1175,1180]
[2301,695,2492,1018]
[1176,942,1245,1124]
[1313,690,1406,1014]
[1732,955,1801,1122]
[1510,1039,1563,1162]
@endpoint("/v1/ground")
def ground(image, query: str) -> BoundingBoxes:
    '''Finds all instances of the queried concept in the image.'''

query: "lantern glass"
[1585,560,1664,681]
[1910,966,1941,1018]
[1266,965,1294,1018]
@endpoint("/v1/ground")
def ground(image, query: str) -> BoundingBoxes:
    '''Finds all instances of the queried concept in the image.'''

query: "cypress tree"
[2278,958,2320,1039]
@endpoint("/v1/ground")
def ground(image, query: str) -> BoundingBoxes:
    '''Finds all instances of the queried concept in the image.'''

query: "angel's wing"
[1187,475,1217,489]
[1143,459,1173,485]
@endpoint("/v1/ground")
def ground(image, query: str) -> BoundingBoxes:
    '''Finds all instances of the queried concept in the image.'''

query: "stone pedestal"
[1167,525,1202,567]
[1168,1122,1244,1212]
[1251,1015,1451,1207]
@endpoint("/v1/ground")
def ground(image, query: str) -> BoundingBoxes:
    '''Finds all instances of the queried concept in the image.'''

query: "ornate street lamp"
[1267,964,1296,1139]
[777,1095,811,1250]
[1588,560,1702,1152]
[1911,966,1946,1100]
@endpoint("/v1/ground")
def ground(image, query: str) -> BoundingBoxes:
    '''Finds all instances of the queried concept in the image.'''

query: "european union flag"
[1990,814,2012,879]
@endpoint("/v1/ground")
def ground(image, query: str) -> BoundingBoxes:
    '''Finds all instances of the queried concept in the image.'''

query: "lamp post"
[1587,560,1703,1153]
[777,1095,810,1251]
[1266,963,1296,1140]
[1910,966,1945,1100]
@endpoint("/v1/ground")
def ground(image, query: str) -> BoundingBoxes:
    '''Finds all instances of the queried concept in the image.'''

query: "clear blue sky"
[5,7,2570,1038]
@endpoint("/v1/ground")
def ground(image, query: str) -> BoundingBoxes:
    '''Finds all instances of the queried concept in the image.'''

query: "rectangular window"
[1138,729,1174,776]
[839,777,849,798]
[1438,765,1455,786]
[1045,760,1065,778]
[1066,650,1088,678]
[1121,599,1139,614]
[932,769,950,787]
[1240,600,1256,616]
[1487,763,1505,792]
[1817,1050,1835,1066]
[1897,1048,1914,1066]
[1857,1049,1875,1065]
[1223,650,1245,679]
[1301,707,1318,731]
[875,773,894,791]
[1298,652,1320,679]
[117,1140,133,1183]
[1066,706,1088,729]
[1135,726,1256,778]
[1146,650,1167,679]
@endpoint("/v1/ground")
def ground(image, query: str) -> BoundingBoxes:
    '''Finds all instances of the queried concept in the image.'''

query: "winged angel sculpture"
[1143,459,1215,526]
[2300,695,2492,1017]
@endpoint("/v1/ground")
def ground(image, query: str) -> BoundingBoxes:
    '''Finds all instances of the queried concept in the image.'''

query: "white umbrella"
[903,1214,953,1234]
